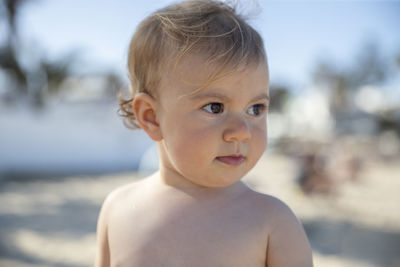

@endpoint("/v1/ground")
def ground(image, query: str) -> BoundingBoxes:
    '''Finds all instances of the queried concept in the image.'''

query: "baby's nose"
[222,115,251,142]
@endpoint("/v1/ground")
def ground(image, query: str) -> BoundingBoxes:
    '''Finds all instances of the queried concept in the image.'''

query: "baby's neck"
[149,168,247,200]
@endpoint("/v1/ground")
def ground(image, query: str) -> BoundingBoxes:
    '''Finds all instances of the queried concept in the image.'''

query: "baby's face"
[156,56,269,188]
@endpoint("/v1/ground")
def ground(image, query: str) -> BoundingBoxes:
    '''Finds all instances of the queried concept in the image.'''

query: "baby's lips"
[216,155,245,166]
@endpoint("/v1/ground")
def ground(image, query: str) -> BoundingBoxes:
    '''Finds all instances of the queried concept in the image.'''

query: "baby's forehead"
[161,54,267,90]
[158,55,269,99]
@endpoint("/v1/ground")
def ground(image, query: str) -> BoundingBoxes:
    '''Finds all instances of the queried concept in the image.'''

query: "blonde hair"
[119,0,267,129]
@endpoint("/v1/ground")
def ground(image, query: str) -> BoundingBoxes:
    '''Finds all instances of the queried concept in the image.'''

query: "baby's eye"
[248,104,266,116]
[202,103,224,114]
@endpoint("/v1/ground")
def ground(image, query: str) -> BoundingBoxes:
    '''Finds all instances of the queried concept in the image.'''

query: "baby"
[95,1,313,266]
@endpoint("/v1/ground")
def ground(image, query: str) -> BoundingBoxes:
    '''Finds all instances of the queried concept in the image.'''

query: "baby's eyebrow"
[188,92,269,102]
[188,92,229,101]
[251,93,270,103]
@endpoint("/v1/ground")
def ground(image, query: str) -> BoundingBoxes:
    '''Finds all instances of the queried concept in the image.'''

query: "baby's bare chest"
[108,201,268,267]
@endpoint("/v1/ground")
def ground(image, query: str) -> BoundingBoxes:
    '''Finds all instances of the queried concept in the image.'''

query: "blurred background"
[0,0,399,266]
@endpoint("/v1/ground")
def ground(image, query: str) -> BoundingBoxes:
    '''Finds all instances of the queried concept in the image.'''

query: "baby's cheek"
[173,132,198,155]
[175,130,211,159]
[253,125,267,151]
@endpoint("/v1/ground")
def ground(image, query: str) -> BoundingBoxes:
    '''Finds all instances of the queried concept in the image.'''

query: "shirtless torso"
[95,173,313,267]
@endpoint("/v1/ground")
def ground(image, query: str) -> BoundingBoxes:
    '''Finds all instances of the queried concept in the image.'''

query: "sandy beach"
[0,153,399,267]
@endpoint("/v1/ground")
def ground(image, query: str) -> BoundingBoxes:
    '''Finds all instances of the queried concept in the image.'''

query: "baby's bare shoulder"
[100,177,149,215]
[244,189,296,221]
[244,190,313,266]
[238,188,307,237]
[110,176,148,199]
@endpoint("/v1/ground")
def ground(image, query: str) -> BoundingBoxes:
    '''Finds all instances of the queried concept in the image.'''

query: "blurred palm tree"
[0,0,30,94]
[312,41,391,113]
[0,0,74,106]
[2,0,29,43]
[312,41,400,137]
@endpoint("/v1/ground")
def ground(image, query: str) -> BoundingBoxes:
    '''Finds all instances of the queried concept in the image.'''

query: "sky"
[14,0,400,89]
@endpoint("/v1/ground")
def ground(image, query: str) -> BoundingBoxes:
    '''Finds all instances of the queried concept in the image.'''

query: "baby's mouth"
[216,155,245,166]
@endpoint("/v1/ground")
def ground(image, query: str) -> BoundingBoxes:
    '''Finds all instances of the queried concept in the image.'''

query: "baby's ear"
[132,93,162,141]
